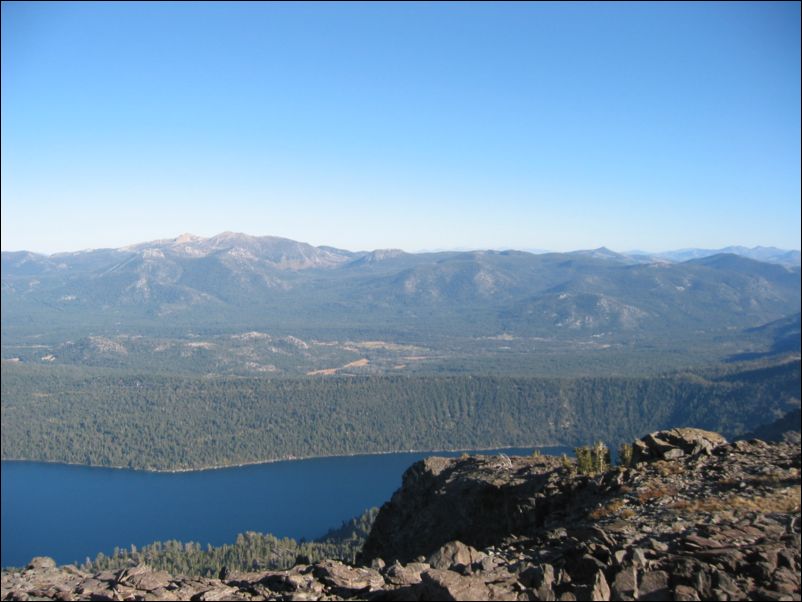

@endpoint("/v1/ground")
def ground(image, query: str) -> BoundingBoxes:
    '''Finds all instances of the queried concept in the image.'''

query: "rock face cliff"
[3,429,800,601]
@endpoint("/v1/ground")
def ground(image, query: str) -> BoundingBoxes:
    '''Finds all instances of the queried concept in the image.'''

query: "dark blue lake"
[1,447,569,568]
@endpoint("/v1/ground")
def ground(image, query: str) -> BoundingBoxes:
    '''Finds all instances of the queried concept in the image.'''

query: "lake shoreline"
[2,445,569,568]
[1,443,569,474]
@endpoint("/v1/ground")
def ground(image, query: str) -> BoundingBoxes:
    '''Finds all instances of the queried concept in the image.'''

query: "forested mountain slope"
[2,358,798,471]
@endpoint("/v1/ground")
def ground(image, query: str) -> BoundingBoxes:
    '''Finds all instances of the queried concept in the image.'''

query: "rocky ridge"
[3,429,800,601]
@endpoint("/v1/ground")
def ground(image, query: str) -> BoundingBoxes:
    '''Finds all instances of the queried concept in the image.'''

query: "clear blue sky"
[2,1,800,254]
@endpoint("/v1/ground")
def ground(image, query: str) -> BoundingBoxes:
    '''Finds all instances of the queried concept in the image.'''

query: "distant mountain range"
[627,246,801,267]
[426,245,800,267]
[2,232,800,374]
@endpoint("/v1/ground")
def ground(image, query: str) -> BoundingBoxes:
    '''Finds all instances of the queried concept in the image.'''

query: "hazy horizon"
[2,3,800,255]
[2,229,800,257]
[4,229,801,258]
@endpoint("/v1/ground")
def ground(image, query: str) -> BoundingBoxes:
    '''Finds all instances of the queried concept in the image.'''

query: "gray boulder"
[26,557,57,571]
[426,541,485,572]
[633,428,727,462]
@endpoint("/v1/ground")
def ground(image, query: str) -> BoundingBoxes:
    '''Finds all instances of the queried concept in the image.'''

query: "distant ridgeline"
[2,234,800,378]
[1,358,798,471]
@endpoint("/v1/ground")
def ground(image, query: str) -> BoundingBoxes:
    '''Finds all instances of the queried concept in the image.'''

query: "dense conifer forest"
[2,359,798,471]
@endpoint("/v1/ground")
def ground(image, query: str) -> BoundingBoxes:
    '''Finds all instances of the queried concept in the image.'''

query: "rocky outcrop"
[3,431,800,601]
[360,453,568,564]
[360,429,735,566]
[631,428,727,462]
